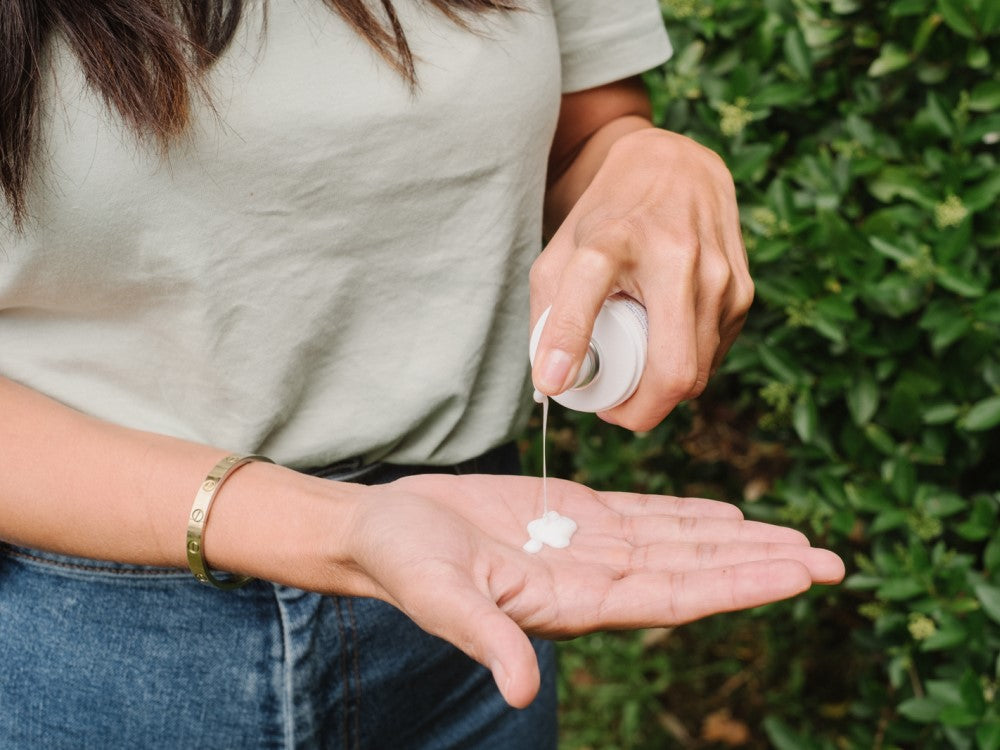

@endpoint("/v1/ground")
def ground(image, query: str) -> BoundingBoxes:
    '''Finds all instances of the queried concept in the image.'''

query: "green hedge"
[533,1,1000,747]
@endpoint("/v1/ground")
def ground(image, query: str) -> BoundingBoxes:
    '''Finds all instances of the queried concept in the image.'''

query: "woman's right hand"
[341,473,844,708]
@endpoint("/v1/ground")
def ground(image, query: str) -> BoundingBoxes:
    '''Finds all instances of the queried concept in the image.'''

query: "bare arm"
[0,375,366,593]
[544,76,654,236]
[0,374,842,707]
[0,80,659,579]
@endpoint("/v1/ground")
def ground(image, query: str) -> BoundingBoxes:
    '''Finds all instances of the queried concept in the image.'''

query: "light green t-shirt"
[0,0,671,467]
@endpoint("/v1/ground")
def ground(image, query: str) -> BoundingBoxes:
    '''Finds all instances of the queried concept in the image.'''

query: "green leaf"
[753,82,812,108]
[931,315,971,351]
[870,235,915,263]
[815,293,856,322]
[977,721,1000,750]
[967,45,991,69]
[831,0,861,12]
[854,24,880,48]
[923,91,956,137]
[939,703,980,727]
[959,669,986,717]
[966,112,1000,145]
[891,0,933,18]
[917,63,950,84]
[847,369,879,425]
[868,42,911,77]
[936,267,987,298]
[758,344,807,384]
[803,22,845,48]
[844,573,883,589]
[922,403,961,424]
[987,362,1000,391]
[867,274,927,317]
[868,167,937,207]
[877,578,925,600]
[974,582,1000,624]
[810,315,845,345]
[870,509,908,533]
[919,300,972,352]
[959,395,1000,431]
[956,496,999,540]
[729,143,773,181]
[937,194,971,239]
[784,27,813,79]
[763,716,811,750]
[974,291,1000,324]
[985,535,1000,574]
[888,654,909,690]
[913,13,943,53]
[919,623,967,650]
[963,169,1000,211]
[888,456,917,502]
[938,0,978,38]
[898,697,942,723]
[981,0,1000,33]
[927,678,964,705]
[793,390,819,443]
[919,489,967,517]
[864,423,897,455]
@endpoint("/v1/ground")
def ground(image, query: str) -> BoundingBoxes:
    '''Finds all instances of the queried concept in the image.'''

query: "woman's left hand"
[531,95,753,431]
[344,472,844,708]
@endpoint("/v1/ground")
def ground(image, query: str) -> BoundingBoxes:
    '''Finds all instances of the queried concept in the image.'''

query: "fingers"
[408,569,541,709]
[712,306,749,374]
[589,540,845,585]
[596,513,812,548]
[601,266,699,430]
[598,559,815,628]
[557,489,845,584]
[530,238,618,396]
[602,230,748,430]
[596,490,745,520]
[708,231,753,375]
[529,128,755,430]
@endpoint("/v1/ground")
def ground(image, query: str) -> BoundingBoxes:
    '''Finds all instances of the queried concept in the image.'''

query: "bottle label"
[611,293,649,338]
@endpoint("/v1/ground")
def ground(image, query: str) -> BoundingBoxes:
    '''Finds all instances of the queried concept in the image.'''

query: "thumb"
[531,274,614,396]
[418,576,541,708]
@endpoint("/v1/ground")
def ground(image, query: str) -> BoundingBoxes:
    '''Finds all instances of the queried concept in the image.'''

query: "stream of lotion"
[523,391,578,553]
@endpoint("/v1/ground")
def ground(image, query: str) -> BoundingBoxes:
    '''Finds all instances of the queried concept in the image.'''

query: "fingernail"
[537,349,574,393]
[490,660,511,698]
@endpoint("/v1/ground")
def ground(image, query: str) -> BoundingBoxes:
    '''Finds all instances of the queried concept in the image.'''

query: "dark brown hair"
[0,0,516,228]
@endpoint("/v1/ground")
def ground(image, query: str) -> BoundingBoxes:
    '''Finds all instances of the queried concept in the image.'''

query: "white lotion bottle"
[529,293,648,412]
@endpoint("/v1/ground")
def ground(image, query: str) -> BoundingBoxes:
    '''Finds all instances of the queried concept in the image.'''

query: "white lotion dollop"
[523,393,579,553]
[523,510,578,553]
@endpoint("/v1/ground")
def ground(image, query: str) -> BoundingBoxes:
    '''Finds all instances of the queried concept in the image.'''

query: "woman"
[0,1,844,747]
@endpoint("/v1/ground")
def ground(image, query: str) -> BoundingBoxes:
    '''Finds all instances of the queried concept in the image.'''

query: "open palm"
[343,473,844,707]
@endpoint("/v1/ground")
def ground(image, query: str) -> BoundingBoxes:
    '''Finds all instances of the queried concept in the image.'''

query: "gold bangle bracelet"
[186,453,273,590]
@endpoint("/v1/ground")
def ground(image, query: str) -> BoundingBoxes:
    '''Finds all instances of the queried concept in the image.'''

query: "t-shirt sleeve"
[553,0,673,94]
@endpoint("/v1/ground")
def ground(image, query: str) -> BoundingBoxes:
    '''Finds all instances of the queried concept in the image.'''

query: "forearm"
[0,375,369,594]
[0,378,842,710]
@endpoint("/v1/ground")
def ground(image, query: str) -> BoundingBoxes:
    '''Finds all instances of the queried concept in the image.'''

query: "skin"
[0,78,840,711]
[532,77,754,430]
[348,473,844,708]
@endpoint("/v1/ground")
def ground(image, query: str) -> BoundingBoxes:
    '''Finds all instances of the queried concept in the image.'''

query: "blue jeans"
[0,443,557,749]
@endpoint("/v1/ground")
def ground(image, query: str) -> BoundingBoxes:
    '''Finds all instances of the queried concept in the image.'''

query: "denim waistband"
[301,441,520,485]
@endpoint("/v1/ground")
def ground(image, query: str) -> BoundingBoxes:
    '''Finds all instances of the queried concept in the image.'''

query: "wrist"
[543,115,654,236]
[200,459,373,595]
